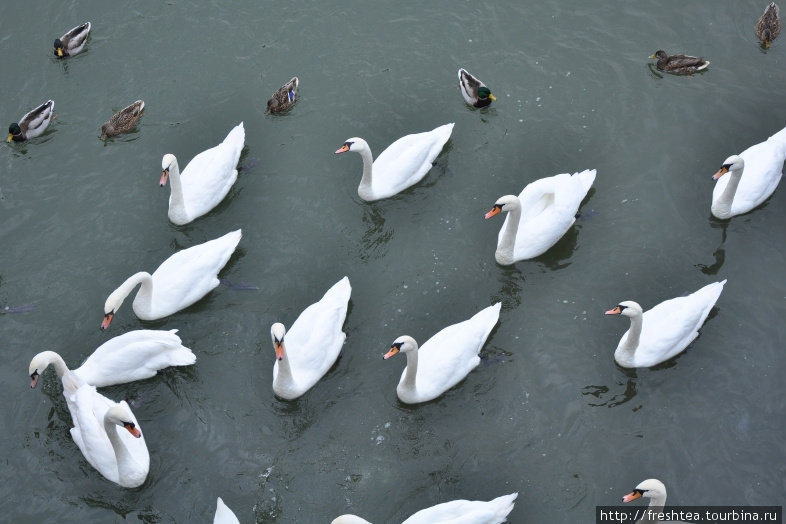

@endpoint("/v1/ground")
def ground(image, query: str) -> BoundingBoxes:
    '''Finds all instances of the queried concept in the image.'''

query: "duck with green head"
[458,68,496,107]
[7,100,54,142]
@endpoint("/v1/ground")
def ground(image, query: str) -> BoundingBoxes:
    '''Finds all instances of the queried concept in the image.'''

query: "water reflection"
[696,217,728,275]
[357,204,393,262]
[582,377,639,408]
[490,264,526,310]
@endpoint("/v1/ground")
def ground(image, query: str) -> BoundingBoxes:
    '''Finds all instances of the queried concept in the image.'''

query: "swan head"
[28,351,58,388]
[712,155,743,180]
[383,335,418,359]
[105,405,142,438]
[101,287,129,330]
[271,322,287,360]
[160,154,177,186]
[484,195,520,219]
[605,301,643,318]
[334,137,369,155]
[622,478,667,503]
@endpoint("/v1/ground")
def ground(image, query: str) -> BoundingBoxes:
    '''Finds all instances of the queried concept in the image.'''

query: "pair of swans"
[606,280,726,368]
[485,169,596,264]
[711,124,786,219]
[160,122,245,225]
[383,302,501,404]
[101,229,241,329]
[271,277,351,399]
[333,492,517,524]
[335,123,454,201]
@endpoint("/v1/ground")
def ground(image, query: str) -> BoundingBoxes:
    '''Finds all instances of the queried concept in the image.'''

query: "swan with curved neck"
[605,280,726,368]
[623,479,687,523]
[485,169,596,264]
[334,123,454,201]
[711,125,786,219]
[101,229,241,329]
[383,302,500,404]
[28,329,195,388]
[160,122,244,225]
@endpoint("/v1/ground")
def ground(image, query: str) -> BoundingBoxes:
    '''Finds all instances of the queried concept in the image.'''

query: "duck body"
[605,280,726,368]
[272,276,351,399]
[214,497,241,524]
[161,122,244,225]
[8,100,55,142]
[485,169,596,264]
[101,100,145,139]
[402,492,518,524]
[101,229,242,328]
[383,302,501,404]
[711,125,786,219]
[266,77,299,113]
[29,329,195,388]
[756,2,781,48]
[649,50,709,74]
[54,22,91,57]
[335,123,454,201]
[458,68,496,108]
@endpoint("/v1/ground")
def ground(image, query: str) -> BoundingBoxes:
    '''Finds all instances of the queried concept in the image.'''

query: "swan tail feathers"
[490,492,518,520]
[224,122,245,145]
[574,168,597,194]
[768,125,786,158]
[472,302,502,342]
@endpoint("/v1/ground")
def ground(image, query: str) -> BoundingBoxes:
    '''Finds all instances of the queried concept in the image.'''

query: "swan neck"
[713,166,742,218]
[496,205,521,263]
[41,351,70,378]
[104,416,133,477]
[166,158,188,222]
[401,350,419,391]
[620,313,643,359]
[274,346,298,392]
[356,146,375,199]
[111,272,153,313]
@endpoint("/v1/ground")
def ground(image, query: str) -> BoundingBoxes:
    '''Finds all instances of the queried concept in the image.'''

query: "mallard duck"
[458,68,496,107]
[54,22,91,58]
[756,2,781,48]
[266,76,299,113]
[7,100,55,142]
[100,100,144,139]
[648,50,709,75]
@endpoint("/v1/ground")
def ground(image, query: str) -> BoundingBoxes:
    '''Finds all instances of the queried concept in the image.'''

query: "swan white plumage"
[383,302,501,404]
[29,329,195,388]
[605,280,726,368]
[272,276,351,399]
[622,479,687,523]
[332,492,517,524]
[101,229,242,329]
[334,123,454,201]
[214,497,241,524]
[62,371,149,488]
[484,169,596,264]
[710,125,786,219]
[160,122,244,225]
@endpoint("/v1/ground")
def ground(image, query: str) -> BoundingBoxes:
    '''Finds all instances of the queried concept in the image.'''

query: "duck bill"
[484,207,501,219]
[605,306,622,315]
[159,169,169,186]
[101,312,114,330]
[712,166,729,180]
[56,47,64,57]
[622,491,642,503]
[6,133,13,142]
[382,346,399,360]
[489,94,497,101]
[648,54,657,59]
[335,144,350,154]
[124,423,142,438]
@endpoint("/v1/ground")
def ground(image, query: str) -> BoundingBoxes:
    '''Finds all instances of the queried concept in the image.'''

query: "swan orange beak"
[124,423,142,438]
[622,490,642,503]
[383,346,399,360]
[712,165,729,180]
[30,371,39,389]
[484,206,501,219]
[335,143,350,154]
[605,306,622,315]
[160,168,169,186]
[274,340,285,361]
[101,312,114,330]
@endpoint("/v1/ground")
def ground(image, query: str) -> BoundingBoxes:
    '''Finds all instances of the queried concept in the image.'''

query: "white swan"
[271,276,351,399]
[29,329,195,388]
[101,229,242,329]
[63,371,149,488]
[711,124,786,219]
[485,169,596,264]
[334,123,454,201]
[623,479,687,523]
[332,492,517,524]
[605,280,726,368]
[160,122,244,225]
[214,497,240,524]
[383,302,501,404]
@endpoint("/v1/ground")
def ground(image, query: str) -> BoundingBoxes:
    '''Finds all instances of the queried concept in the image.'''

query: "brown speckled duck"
[100,100,145,139]
[649,50,710,75]
[755,2,781,48]
[54,22,91,58]
[266,77,299,114]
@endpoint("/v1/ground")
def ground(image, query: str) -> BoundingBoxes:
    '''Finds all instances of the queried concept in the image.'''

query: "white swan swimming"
[101,229,242,329]
[334,123,454,201]
[485,169,596,264]
[272,276,351,399]
[622,479,687,523]
[214,497,240,524]
[160,122,244,225]
[711,124,786,219]
[29,329,195,388]
[383,302,501,404]
[605,280,726,368]
[332,492,517,524]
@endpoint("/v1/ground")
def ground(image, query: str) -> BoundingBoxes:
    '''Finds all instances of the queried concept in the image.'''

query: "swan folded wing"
[729,141,785,213]
[403,500,500,524]
[179,143,240,215]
